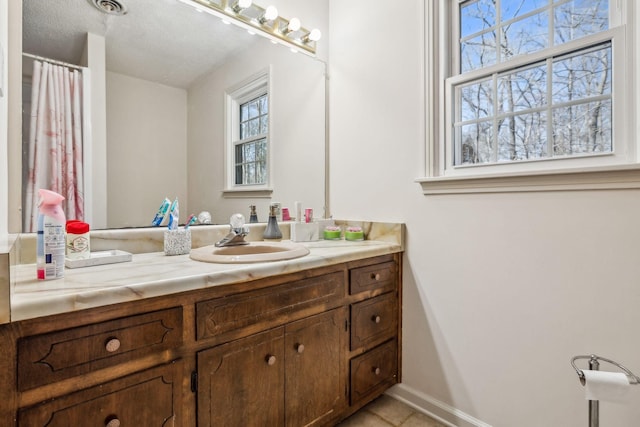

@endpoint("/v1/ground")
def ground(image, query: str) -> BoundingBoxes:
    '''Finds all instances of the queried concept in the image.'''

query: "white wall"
[83,33,108,229]
[329,1,640,426]
[106,72,188,228]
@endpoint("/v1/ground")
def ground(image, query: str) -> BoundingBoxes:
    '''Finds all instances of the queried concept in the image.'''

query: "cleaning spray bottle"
[37,189,66,280]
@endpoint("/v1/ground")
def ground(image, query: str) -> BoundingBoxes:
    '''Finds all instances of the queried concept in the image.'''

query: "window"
[419,0,640,192]
[225,70,272,194]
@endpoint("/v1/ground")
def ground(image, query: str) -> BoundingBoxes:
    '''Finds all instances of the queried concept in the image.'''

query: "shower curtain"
[24,60,85,232]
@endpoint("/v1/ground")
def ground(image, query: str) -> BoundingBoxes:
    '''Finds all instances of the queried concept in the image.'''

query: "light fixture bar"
[176,0,318,56]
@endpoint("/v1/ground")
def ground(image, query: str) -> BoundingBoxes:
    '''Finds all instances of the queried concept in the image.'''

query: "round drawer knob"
[105,338,121,353]
[266,355,277,366]
[296,344,305,354]
[373,367,381,376]
[372,315,382,324]
[370,273,381,281]
[105,417,121,427]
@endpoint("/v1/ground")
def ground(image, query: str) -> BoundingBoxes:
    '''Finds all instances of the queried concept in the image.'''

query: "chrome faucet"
[215,213,250,247]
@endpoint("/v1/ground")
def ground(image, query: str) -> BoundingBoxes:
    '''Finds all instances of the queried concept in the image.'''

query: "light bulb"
[264,5,278,21]
[232,0,252,12]
[307,29,321,42]
[287,17,301,32]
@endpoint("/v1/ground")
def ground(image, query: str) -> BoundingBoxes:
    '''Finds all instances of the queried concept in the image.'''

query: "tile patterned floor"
[336,395,447,427]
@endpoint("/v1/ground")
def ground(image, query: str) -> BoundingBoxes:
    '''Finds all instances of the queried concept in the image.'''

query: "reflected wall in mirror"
[13,0,327,231]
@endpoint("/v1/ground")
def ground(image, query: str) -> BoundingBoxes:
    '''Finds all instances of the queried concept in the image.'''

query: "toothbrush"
[167,198,179,230]
[184,214,197,230]
[152,198,171,226]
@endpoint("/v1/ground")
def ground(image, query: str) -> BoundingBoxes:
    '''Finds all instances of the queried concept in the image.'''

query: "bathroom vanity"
[0,228,403,426]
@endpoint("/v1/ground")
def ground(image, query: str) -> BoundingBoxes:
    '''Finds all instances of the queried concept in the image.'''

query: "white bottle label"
[66,233,90,260]
[42,221,65,279]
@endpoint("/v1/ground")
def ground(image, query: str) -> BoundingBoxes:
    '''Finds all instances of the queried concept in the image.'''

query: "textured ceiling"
[23,0,259,88]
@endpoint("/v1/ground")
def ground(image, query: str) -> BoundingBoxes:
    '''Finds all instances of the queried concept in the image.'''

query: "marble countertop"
[11,239,402,322]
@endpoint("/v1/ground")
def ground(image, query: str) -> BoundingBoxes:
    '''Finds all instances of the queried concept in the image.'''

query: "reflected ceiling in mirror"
[23,0,258,88]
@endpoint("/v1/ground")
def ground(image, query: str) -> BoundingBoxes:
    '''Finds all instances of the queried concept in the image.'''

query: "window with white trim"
[422,0,637,188]
[225,71,271,192]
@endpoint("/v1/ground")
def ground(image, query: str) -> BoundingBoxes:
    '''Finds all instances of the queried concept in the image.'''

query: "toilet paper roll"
[583,370,631,404]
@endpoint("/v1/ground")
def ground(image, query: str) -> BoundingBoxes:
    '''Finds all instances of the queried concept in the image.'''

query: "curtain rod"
[22,52,86,71]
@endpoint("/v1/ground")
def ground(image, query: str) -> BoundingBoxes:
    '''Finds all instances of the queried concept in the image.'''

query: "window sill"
[416,164,640,195]
[222,188,273,198]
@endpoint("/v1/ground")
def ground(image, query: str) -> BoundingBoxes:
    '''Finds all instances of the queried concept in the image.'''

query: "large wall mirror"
[12,0,327,231]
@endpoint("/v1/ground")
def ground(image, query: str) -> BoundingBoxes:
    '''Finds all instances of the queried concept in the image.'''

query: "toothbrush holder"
[164,229,191,256]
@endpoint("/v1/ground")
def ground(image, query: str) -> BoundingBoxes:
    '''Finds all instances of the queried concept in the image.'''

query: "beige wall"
[106,72,188,228]
[0,0,8,236]
[329,1,640,426]
[5,0,20,234]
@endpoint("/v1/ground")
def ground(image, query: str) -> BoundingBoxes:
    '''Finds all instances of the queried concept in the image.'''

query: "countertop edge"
[10,240,403,322]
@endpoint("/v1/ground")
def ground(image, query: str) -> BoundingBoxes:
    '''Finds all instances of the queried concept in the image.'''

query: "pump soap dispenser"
[263,204,283,240]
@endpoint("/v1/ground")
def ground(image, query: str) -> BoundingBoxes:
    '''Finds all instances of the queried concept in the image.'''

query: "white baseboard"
[385,384,493,427]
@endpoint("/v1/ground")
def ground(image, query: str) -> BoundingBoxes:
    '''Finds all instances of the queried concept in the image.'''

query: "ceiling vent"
[89,0,128,15]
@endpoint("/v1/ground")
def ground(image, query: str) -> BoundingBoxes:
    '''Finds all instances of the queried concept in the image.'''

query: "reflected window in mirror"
[226,70,271,191]
[237,93,268,185]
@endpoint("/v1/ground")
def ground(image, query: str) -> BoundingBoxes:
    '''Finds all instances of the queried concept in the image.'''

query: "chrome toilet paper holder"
[571,354,639,427]
[571,354,640,385]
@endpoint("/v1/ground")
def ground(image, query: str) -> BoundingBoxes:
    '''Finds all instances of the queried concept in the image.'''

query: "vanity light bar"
[176,0,319,56]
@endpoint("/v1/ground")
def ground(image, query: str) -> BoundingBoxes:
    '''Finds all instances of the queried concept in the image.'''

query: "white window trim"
[417,0,640,194]
[223,67,273,197]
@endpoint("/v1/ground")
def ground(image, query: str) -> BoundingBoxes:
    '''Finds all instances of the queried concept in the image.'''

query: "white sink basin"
[189,241,310,264]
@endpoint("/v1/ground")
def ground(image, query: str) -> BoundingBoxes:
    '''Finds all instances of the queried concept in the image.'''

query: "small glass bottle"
[249,205,259,223]
[263,204,282,240]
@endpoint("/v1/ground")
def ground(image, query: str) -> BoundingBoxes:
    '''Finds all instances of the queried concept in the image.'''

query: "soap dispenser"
[263,204,283,240]
[249,205,258,223]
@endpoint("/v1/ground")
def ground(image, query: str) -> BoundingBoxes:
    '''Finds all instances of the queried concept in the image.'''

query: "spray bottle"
[37,189,66,280]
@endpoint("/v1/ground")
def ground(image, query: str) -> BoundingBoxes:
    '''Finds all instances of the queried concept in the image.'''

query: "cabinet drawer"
[18,307,183,391]
[350,339,398,405]
[18,361,182,426]
[350,292,397,351]
[349,261,397,295]
[197,271,344,340]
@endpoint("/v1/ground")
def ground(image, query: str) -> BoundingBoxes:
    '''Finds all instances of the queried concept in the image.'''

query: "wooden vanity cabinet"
[8,306,184,427]
[17,361,182,426]
[198,327,285,426]
[17,307,183,391]
[198,308,347,427]
[0,253,401,427]
[347,257,401,407]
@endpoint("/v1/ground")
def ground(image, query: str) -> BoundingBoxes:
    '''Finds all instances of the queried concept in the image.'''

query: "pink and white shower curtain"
[24,60,85,232]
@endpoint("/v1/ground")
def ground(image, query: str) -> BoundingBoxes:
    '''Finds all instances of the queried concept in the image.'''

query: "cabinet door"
[285,308,347,427]
[197,327,285,427]
[18,361,181,426]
